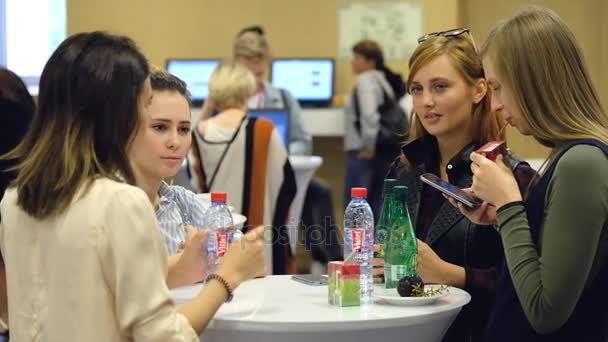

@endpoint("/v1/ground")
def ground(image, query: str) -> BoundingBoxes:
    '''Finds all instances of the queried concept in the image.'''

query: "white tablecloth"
[172,275,471,342]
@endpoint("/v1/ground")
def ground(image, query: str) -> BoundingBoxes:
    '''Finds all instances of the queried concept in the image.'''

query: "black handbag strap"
[353,87,362,135]
[204,115,247,190]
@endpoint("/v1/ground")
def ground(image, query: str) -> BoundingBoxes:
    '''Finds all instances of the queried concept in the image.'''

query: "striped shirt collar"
[158,181,175,205]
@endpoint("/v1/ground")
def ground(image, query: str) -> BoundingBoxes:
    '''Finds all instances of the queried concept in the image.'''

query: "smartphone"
[420,173,481,209]
[291,274,328,286]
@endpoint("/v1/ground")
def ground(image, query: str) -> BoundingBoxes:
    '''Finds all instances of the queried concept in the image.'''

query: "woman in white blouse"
[0,32,265,341]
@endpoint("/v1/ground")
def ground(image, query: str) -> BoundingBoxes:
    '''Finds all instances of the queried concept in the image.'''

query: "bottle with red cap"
[343,187,375,304]
[204,192,237,276]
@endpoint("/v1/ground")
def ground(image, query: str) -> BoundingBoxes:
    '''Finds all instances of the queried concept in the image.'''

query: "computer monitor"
[270,58,334,107]
[248,109,290,147]
[165,59,220,106]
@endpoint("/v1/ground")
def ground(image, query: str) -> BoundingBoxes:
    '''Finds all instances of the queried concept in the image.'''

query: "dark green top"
[497,144,608,334]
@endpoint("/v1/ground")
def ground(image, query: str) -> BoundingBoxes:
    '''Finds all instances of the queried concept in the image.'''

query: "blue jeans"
[344,151,384,220]
[344,151,374,202]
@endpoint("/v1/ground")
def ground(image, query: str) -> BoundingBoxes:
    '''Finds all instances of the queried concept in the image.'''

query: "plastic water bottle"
[343,187,375,304]
[204,192,237,275]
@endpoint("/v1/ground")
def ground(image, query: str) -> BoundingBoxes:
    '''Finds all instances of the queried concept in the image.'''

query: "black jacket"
[387,136,503,342]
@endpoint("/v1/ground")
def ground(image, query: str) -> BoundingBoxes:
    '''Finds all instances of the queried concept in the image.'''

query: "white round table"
[172,275,471,342]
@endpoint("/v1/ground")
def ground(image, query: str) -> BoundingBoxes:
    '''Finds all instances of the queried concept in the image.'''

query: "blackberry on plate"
[397,275,424,297]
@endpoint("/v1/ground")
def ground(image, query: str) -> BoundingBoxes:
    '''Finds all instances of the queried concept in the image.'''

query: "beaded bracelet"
[205,274,234,302]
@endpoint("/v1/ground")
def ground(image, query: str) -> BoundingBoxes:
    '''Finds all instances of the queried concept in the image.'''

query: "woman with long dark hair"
[0,32,265,341]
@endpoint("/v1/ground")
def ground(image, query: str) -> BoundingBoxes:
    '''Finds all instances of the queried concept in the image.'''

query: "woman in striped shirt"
[129,68,210,288]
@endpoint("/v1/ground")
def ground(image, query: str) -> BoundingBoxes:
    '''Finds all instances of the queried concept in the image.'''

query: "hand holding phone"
[419,173,481,209]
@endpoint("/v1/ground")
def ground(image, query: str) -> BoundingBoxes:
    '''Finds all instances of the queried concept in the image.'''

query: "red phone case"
[475,141,507,161]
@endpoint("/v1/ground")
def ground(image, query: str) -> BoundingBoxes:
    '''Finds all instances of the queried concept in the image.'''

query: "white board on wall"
[338,1,422,60]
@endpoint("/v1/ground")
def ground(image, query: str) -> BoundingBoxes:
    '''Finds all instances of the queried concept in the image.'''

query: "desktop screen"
[248,110,289,147]
[166,59,220,104]
[270,58,334,105]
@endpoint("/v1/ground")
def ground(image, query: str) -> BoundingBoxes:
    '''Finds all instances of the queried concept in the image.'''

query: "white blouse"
[0,178,198,341]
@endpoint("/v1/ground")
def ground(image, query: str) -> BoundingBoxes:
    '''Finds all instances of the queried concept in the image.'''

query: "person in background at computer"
[343,40,406,218]
[0,32,266,341]
[194,61,296,275]
[199,26,312,156]
[0,67,36,341]
[232,27,344,271]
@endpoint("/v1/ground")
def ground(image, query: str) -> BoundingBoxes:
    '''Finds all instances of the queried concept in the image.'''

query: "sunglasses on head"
[417,28,470,44]
[416,28,483,75]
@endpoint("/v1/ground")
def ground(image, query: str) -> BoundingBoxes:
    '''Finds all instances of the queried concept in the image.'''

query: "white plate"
[372,284,449,306]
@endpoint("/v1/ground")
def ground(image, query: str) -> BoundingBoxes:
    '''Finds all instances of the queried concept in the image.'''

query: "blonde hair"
[405,32,505,150]
[233,31,270,59]
[481,6,608,147]
[208,61,256,109]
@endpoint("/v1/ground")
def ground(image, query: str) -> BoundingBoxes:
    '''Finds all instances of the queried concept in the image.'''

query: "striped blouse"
[156,181,208,255]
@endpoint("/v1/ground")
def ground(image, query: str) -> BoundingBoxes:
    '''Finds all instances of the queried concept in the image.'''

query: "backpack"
[353,82,408,159]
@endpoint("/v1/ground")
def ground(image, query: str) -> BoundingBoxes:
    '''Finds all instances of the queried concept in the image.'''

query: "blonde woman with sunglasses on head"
[449,7,608,341]
[374,28,535,342]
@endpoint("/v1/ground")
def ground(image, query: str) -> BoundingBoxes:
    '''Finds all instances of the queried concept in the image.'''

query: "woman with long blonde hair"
[375,28,534,342]
[457,6,608,341]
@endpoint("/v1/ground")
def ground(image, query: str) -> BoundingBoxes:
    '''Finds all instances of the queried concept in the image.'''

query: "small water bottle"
[343,187,375,304]
[204,192,236,275]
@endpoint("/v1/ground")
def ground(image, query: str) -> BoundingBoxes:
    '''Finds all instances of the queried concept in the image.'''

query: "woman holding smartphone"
[374,28,534,342]
[455,7,608,341]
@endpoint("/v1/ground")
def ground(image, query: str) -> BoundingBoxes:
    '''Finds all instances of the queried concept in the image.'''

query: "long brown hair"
[481,6,608,148]
[2,32,149,219]
[406,33,504,155]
